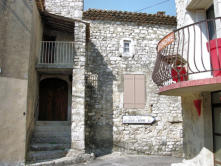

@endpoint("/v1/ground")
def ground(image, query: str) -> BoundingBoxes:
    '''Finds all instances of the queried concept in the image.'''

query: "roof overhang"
[41,12,75,33]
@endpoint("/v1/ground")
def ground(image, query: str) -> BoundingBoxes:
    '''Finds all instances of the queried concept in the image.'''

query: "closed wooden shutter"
[124,75,135,108]
[134,75,145,108]
[124,74,145,109]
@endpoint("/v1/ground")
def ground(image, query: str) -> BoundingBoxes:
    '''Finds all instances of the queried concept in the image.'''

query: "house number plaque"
[123,116,155,124]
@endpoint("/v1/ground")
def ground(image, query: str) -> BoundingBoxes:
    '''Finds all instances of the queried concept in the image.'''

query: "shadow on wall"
[85,41,116,157]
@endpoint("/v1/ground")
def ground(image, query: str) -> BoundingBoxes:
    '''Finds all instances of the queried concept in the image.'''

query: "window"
[123,40,131,53]
[124,74,146,109]
[120,38,135,57]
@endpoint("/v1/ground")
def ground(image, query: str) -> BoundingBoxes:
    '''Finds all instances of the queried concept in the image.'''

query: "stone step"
[30,143,70,151]
[26,152,95,166]
[36,121,70,126]
[35,125,70,132]
[33,131,70,138]
[32,136,71,144]
[28,150,68,162]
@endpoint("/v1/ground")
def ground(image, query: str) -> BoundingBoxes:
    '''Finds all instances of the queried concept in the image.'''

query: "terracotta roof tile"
[83,9,176,26]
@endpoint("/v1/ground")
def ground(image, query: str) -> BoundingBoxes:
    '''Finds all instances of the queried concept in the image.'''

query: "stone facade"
[84,20,183,156]
[0,0,185,164]
[45,0,84,19]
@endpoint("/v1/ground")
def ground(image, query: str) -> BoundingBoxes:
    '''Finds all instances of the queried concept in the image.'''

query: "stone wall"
[84,20,183,157]
[45,0,84,19]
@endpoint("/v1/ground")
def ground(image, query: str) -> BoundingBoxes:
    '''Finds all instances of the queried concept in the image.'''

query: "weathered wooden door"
[38,78,68,121]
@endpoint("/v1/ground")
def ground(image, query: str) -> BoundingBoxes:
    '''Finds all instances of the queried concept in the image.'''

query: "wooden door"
[38,78,68,121]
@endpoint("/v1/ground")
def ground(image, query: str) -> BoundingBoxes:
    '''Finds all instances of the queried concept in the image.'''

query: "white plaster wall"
[0,77,27,165]
[214,0,221,37]
[174,1,218,165]
[0,0,33,164]
[171,93,214,166]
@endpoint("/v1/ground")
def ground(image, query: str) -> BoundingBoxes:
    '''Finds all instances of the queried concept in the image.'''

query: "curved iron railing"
[152,17,221,87]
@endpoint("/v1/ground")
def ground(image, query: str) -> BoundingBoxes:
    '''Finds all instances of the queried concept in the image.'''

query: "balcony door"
[206,5,216,40]
[38,78,68,121]
[212,91,221,165]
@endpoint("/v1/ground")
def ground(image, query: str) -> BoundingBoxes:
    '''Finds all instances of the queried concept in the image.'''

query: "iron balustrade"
[38,41,74,68]
[152,17,221,87]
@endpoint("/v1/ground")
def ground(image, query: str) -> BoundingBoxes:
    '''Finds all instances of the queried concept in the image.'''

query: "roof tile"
[83,9,176,26]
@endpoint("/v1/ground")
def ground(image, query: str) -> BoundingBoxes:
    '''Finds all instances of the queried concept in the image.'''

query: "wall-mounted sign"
[123,116,155,124]
[157,32,175,52]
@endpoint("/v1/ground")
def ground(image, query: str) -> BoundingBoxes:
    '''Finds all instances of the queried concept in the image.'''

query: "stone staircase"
[28,121,71,163]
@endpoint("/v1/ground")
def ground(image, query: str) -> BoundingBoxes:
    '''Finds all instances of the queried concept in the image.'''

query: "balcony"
[152,17,221,96]
[36,41,74,71]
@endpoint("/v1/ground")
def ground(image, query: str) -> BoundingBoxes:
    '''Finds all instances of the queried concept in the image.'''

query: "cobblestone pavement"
[75,153,183,166]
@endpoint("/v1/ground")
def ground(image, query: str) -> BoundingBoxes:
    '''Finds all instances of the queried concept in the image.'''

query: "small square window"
[123,40,131,53]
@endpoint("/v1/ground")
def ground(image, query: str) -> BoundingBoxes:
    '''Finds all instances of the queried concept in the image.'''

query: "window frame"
[123,40,131,53]
[119,38,135,57]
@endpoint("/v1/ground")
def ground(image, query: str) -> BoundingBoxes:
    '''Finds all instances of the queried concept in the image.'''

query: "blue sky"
[84,0,176,16]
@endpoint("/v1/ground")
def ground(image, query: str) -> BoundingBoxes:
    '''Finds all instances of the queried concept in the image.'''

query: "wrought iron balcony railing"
[152,17,221,87]
[37,41,74,68]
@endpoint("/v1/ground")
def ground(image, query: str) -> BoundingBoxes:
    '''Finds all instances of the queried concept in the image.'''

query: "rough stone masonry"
[84,18,183,156]
[44,0,183,157]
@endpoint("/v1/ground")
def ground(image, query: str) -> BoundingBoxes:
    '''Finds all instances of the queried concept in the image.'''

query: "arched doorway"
[38,78,68,121]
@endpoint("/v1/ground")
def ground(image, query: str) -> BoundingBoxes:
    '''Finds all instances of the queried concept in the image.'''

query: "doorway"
[42,35,56,64]
[206,4,215,40]
[38,78,68,121]
[212,91,221,165]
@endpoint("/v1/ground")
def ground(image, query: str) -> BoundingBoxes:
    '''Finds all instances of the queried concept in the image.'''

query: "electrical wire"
[136,0,170,12]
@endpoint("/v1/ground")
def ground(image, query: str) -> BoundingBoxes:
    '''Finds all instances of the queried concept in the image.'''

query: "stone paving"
[74,153,183,166]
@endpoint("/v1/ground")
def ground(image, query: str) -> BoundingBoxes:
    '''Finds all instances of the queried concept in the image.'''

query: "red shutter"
[124,75,135,108]
[134,75,145,109]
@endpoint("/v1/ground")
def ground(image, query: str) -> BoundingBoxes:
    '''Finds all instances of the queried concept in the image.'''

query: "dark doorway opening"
[38,78,68,121]
[42,35,56,63]
[212,91,221,165]
[206,5,216,40]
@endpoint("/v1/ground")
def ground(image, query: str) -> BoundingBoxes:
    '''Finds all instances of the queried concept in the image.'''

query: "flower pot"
[206,38,221,77]
[171,67,188,82]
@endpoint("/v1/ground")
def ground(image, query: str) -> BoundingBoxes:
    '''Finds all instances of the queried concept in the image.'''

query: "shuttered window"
[124,74,146,109]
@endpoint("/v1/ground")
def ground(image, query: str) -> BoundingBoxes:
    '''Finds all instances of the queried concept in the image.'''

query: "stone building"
[0,0,183,165]
[152,0,221,165]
